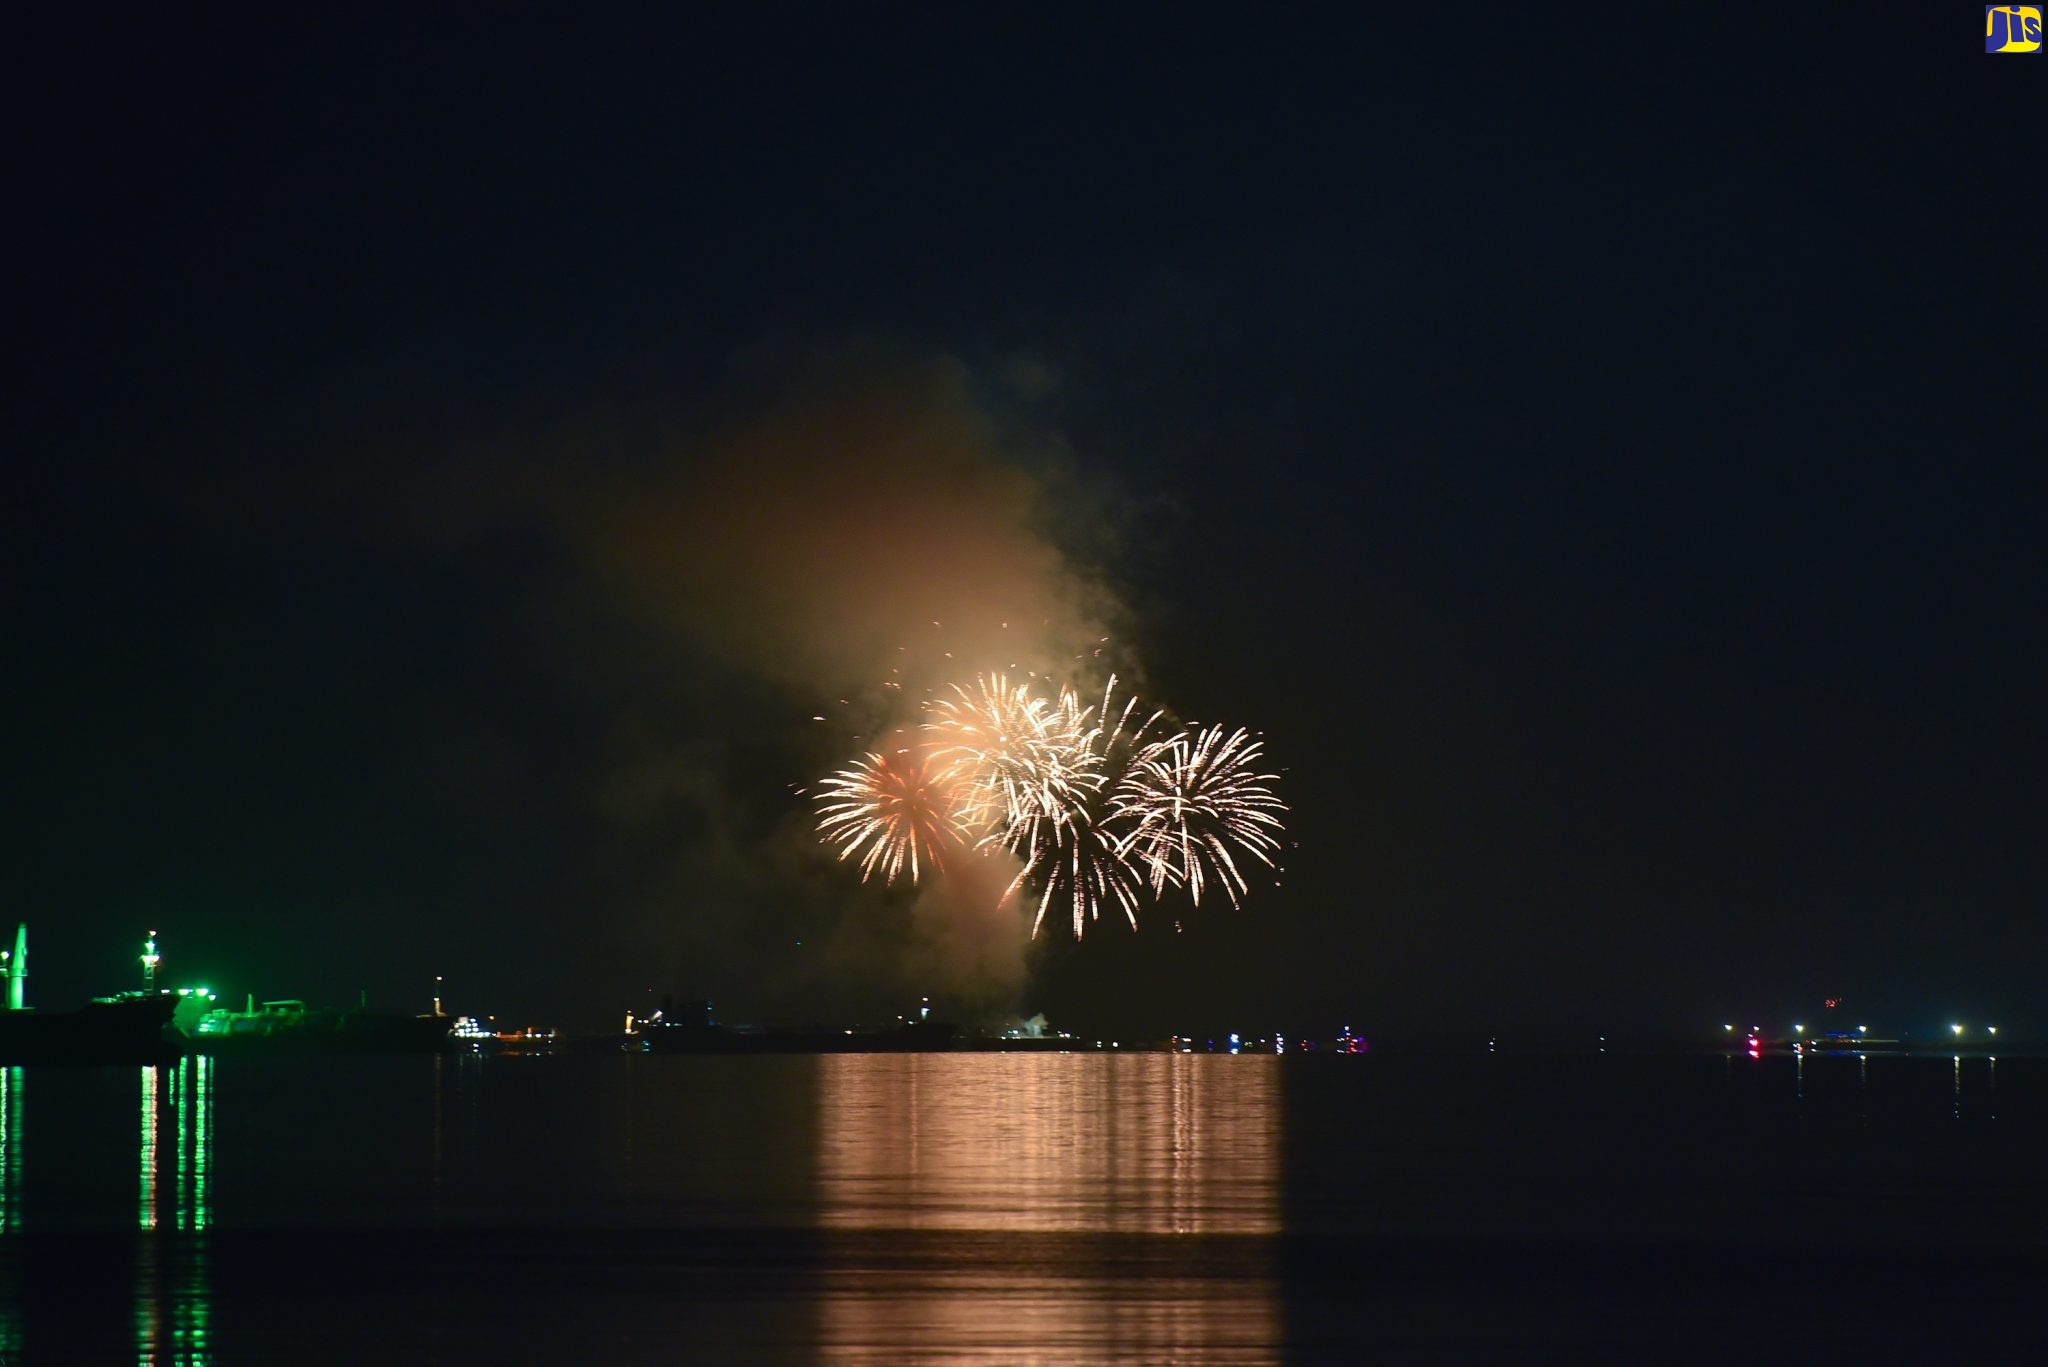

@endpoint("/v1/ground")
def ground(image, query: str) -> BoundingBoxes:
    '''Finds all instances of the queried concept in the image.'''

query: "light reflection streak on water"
[817,1265,1280,1367]
[139,1064,159,1231]
[0,1070,17,1361]
[136,1059,213,1365]
[138,1058,213,1235]
[174,1061,187,1227]
[0,1069,12,1359]
[815,1053,1281,1365]
[183,1055,211,1232]
[818,1053,1279,1236]
[1,1067,20,1234]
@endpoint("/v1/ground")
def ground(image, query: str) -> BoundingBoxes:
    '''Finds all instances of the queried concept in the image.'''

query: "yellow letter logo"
[1987,6,2044,51]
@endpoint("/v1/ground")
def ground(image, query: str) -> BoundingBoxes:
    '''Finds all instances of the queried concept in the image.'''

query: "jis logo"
[1986,5,2043,51]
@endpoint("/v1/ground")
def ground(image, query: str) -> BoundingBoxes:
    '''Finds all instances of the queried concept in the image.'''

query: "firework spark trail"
[992,673,1174,937]
[1005,804,1146,938]
[814,671,1286,936]
[1112,724,1287,908]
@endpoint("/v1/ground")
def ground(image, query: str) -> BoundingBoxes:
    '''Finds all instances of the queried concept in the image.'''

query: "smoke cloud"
[566,353,1123,698]
[499,350,1130,1015]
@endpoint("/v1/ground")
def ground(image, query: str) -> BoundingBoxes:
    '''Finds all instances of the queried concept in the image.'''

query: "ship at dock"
[185,994,454,1056]
[0,924,183,1065]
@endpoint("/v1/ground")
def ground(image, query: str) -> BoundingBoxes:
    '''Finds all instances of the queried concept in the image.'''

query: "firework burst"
[814,747,965,885]
[1112,724,1286,908]
[814,670,1286,937]
[926,674,1101,848]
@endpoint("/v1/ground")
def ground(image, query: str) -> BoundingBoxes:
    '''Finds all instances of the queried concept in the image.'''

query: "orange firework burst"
[814,748,965,885]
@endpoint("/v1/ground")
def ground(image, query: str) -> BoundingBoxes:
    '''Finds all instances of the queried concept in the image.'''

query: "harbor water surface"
[0,1050,2042,1362]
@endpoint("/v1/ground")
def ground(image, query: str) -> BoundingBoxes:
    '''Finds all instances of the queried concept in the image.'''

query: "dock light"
[1857,1025,1867,1034]
[1794,1024,1803,1034]
[1952,1024,1964,1036]
[1989,1026,1997,1036]
[1723,1024,1733,1032]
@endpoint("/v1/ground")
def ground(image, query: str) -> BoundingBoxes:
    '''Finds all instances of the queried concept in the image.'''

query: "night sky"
[12,9,2042,1041]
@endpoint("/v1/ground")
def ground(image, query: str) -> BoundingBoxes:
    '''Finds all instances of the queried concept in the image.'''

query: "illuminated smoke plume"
[552,352,1139,998]
[568,355,1121,698]
[382,349,1279,1005]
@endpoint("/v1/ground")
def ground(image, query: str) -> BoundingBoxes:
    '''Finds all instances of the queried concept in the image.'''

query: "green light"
[192,1054,211,1232]
[175,1058,189,1229]
[0,1067,18,1235]
[138,1066,157,1230]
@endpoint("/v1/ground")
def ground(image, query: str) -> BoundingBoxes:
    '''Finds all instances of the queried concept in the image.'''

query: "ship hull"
[186,1010,454,1056]
[0,994,182,1065]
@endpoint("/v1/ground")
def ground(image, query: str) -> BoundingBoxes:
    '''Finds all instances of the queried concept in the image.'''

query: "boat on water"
[630,1017,961,1054]
[0,924,183,1064]
[1795,1030,1905,1055]
[185,995,454,1055]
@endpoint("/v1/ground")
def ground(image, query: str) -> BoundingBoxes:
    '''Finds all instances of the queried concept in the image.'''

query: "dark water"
[0,1050,2042,1363]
